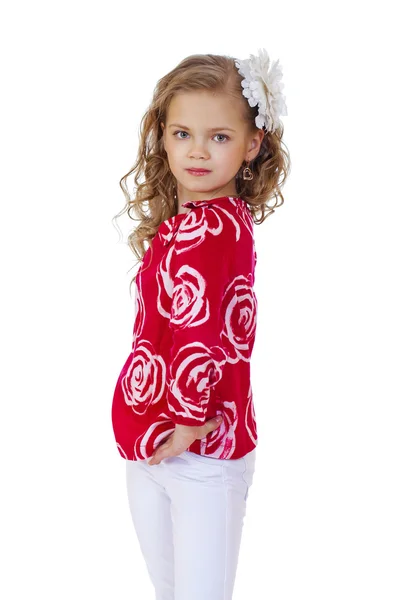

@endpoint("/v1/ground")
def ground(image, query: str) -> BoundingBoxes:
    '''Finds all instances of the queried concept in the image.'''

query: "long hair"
[112,53,291,292]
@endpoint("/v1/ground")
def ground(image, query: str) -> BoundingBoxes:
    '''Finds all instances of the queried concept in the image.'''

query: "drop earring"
[242,160,254,180]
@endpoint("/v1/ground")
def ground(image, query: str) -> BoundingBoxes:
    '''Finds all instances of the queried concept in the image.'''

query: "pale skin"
[147,90,264,466]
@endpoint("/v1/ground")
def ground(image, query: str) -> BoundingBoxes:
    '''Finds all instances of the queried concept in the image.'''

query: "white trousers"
[125,448,257,600]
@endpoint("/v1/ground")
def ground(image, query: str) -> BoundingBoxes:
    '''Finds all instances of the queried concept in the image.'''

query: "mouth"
[186,168,212,176]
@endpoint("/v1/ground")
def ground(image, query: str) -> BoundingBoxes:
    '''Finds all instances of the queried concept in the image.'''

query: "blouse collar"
[182,195,241,209]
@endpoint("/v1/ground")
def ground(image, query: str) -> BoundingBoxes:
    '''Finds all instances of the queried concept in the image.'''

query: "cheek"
[166,142,186,162]
[215,146,243,169]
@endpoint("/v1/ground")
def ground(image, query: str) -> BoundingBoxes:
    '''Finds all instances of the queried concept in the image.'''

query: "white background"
[1,1,399,599]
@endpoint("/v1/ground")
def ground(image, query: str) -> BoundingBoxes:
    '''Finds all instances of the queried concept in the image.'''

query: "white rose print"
[122,340,167,415]
[167,342,228,422]
[222,273,258,363]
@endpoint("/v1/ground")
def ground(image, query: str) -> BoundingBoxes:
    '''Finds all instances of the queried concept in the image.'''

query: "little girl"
[111,48,290,600]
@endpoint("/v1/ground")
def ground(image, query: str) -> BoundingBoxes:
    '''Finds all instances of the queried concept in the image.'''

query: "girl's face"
[161,91,264,203]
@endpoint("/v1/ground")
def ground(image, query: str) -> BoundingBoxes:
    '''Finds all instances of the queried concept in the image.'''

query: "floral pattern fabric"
[111,196,258,461]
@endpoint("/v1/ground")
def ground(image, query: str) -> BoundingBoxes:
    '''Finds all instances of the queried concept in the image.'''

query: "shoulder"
[176,196,253,251]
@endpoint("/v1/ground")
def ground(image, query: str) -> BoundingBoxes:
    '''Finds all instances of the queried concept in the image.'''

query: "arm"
[166,210,234,426]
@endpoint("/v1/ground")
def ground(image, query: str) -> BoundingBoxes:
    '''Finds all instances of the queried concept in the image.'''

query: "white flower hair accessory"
[234,48,288,133]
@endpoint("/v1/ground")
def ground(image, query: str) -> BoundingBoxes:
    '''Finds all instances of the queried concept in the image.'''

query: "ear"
[247,129,265,161]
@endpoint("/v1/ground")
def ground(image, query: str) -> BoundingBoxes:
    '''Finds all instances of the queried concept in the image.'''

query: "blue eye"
[172,131,229,142]
[173,130,189,139]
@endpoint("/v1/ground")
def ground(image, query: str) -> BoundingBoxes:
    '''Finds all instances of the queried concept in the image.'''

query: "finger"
[198,415,223,439]
[148,436,171,464]
[147,452,161,465]
[147,444,171,466]
[208,415,223,431]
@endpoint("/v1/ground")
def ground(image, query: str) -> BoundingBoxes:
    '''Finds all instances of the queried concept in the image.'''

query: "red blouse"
[111,195,258,461]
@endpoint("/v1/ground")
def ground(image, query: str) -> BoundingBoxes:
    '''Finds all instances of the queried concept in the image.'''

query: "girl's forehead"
[169,90,233,107]
[166,91,245,123]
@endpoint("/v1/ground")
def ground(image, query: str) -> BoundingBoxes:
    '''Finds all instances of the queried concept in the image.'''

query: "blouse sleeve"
[166,209,234,426]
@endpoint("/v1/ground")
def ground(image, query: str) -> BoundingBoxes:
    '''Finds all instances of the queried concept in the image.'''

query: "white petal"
[255,114,264,129]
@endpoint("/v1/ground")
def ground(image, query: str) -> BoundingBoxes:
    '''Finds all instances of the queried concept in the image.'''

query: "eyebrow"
[168,123,236,132]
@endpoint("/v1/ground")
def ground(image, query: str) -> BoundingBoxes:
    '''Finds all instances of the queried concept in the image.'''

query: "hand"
[147,415,223,465]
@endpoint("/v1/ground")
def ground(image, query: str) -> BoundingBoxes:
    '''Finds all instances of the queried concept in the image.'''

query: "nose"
[188,137,210,160]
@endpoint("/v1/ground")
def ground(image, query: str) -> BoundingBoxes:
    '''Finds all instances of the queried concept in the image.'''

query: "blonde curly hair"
[112,52,291,291]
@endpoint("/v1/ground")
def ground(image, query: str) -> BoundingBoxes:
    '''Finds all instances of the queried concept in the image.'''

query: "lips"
[186,168,211,173]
